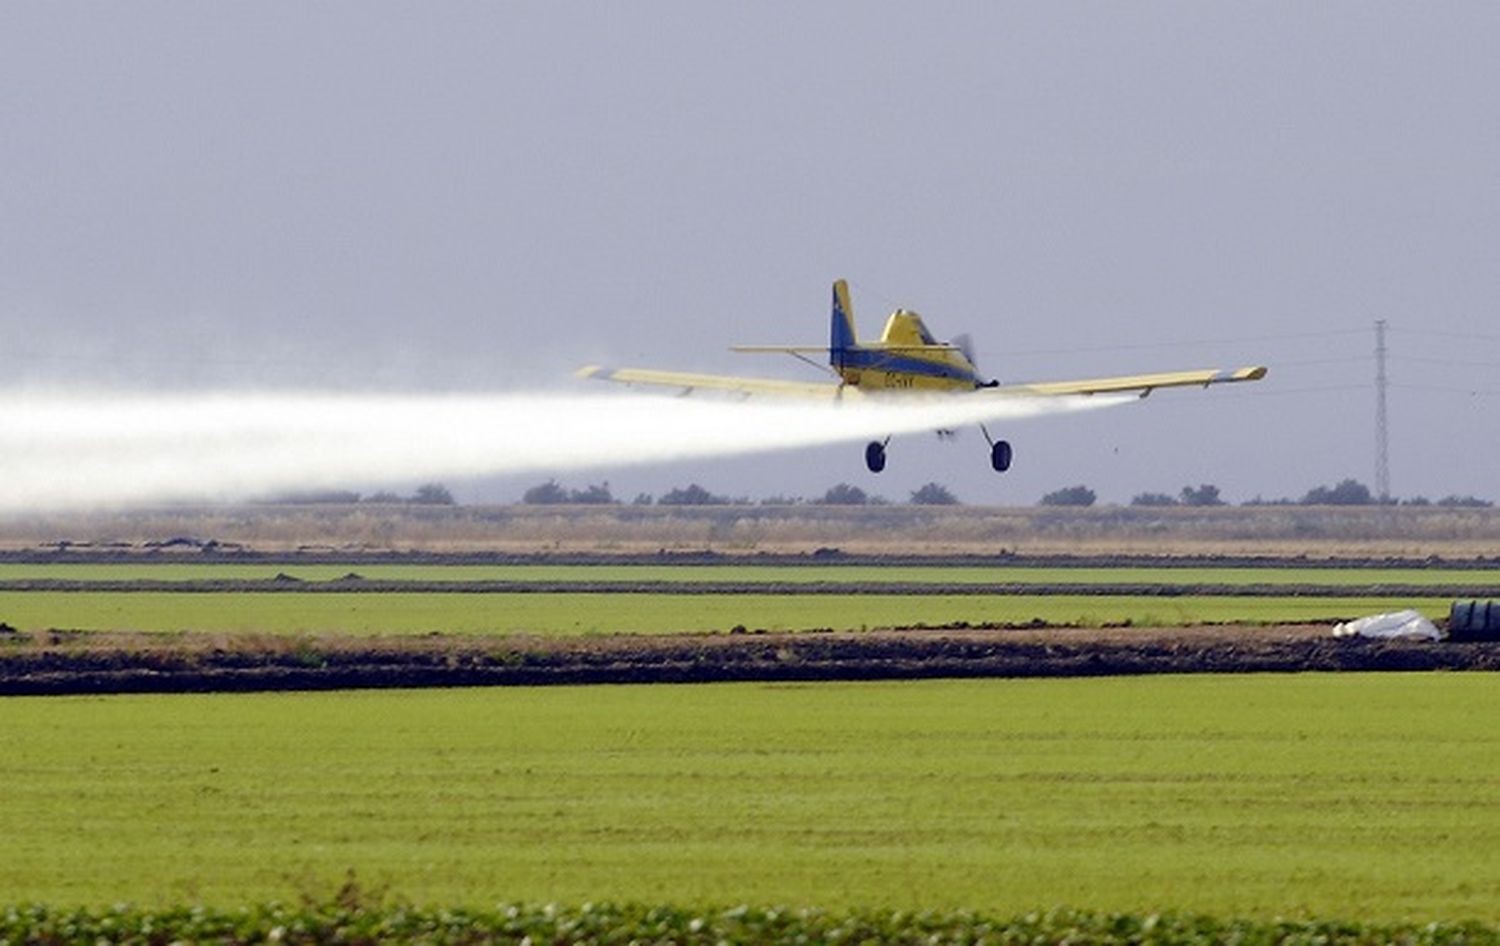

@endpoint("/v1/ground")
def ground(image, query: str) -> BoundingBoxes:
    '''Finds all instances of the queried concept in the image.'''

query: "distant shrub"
[522,481,616,504]
[817,483,869,505]
[658,484,730,506]
[522,480,570,504]
[568,483,616,505]
[1437,494,1493,508]
[410,483,456,506]
[1301,479,1373,506]
[1040,485,1096,507]
[910,482,959,505]
[258,490,362,504]
[1131,492,1177,507]
[1179,484,1225,506]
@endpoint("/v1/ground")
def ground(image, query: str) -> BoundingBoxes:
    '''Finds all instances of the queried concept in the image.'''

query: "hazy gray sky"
[3,3,1496,506]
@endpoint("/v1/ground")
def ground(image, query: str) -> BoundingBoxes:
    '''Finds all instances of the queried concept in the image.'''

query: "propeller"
[952,333,999,386]
[952,333,978,368]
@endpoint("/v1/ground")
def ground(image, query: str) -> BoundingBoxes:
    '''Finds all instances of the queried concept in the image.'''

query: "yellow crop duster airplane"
[578,280,1266,473]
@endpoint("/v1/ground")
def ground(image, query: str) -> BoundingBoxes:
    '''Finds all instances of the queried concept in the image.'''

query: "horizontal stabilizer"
[729,346,830,354]
[576,365,845,399]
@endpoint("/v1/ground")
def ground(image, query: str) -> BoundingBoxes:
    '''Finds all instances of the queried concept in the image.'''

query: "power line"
[1391,382,1500,397]
[1389,327,1500,343]
[987,327,1369,358]
[1272,355,1373,368]
[1394,354,1500,371]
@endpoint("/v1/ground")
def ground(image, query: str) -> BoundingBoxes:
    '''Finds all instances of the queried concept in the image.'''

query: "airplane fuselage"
[832,310,986,392]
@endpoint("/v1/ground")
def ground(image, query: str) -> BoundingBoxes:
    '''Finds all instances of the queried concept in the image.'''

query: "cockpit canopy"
[879,309,939,347]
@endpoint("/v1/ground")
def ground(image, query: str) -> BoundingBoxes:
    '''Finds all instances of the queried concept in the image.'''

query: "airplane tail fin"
[830,280,858,366]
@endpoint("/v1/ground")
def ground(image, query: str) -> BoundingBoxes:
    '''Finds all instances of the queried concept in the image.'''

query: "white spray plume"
[0,389,1134,512]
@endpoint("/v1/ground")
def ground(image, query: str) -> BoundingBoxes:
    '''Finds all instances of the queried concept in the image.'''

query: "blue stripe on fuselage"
[840,348,982,384]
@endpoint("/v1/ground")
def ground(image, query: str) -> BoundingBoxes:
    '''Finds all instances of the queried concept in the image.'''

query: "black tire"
[865,441,887,473]
[991,440,1013,472]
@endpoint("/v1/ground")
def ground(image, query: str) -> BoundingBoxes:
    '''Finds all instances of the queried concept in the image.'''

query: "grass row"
[0,591,1454,634]
[1,677,1496,918]
[0,563,1497,585]
[1,902,1495,946]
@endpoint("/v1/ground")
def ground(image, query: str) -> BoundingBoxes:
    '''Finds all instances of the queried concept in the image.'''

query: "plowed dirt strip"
[3,579,1498,597]
[2,625,1496,694]
[4,550,1500,568]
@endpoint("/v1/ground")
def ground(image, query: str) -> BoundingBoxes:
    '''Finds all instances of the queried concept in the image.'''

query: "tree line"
[1039,479,1491,508]
[256,483,455,505]
[528,477,1491,508]
[522,480,961,506]
[256,478,1492,508]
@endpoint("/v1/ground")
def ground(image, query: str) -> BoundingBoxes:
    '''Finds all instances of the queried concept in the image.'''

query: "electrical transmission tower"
[1374,319,1390,501]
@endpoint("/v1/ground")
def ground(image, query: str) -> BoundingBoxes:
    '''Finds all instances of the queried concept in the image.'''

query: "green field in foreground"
[0,563,1497,585]
[1,675,1496,919]
[0,591,1454,634]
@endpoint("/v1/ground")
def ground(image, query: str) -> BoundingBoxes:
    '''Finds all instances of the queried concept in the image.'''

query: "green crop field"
[0,675,1496,920]
[0,590,1453,634]
[0,563,1497,585]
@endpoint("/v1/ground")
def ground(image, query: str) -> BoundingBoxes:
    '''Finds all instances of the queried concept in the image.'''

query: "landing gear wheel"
[990,440,1013,473]
[865,441,887,473]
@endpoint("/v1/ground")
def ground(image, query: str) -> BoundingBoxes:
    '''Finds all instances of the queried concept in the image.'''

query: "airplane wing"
[578,363,1266,399]
[729,345,959,354]
[996,366,1267,397]
[575,365,847,399]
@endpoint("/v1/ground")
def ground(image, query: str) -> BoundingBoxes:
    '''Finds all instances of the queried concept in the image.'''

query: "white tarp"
[1333,609,1445,641]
